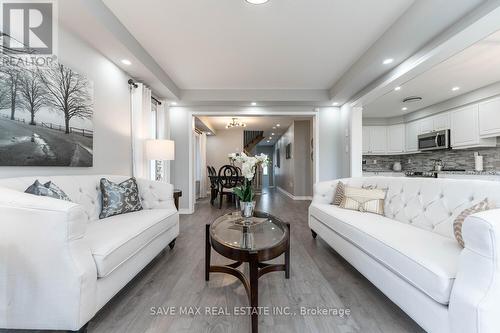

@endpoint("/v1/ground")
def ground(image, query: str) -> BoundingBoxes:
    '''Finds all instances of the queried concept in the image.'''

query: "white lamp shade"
[145,139,175,161]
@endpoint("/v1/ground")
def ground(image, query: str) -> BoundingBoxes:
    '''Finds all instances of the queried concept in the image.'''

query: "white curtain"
[156,100,170,183]
[199,132,207,198]
[130,83,153,179]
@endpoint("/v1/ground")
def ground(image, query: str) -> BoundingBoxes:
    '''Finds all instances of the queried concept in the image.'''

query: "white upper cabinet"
[420,113,450,134]
[478,97,500,138]
[362,126,370,154]
[405,121,420,152]
[419,117,433,134]
[362,126,387,155]
[370,127,387,154]
[451,104,496,149]
[433,113,450,131]
[387,124,405,154]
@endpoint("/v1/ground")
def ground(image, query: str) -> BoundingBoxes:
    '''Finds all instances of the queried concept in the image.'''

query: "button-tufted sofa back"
[313,177,500,239]
[0,175,173,222]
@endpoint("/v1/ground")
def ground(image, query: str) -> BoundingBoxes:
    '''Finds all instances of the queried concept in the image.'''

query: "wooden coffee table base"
[205,224,290,333]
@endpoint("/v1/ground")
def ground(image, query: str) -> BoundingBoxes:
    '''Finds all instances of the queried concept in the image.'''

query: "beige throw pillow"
[453,198,493,248]
[332,181,345,206]
[340,186,386,215]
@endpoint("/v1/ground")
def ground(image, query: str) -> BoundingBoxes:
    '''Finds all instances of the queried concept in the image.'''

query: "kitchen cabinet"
[362,126,370,154]
[450,104,496,149]
[362,126,387,155]
[433,112,450,131]
[479,97,500,138]
[387,124,405,154]
[419,117,433,134]
[405,121,420,152]
[419,113,450,134]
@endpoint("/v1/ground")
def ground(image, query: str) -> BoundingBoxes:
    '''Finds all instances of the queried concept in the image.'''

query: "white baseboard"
[178,208,194,215]
[277,187,313,201]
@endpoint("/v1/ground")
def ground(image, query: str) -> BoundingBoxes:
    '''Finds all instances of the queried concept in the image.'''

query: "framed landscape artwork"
[0,59,94,167]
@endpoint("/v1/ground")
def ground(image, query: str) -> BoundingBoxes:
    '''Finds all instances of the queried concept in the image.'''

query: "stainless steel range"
[405,171,438,178]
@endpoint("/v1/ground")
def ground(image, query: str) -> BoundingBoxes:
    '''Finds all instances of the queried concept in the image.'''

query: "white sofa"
[0,175,179,332]
[309,177,500,333]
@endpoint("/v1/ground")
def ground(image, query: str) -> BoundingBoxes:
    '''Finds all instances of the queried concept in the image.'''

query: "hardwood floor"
[3,189,425,333]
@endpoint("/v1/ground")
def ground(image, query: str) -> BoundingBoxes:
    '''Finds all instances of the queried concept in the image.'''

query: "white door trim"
[187,110,319,213]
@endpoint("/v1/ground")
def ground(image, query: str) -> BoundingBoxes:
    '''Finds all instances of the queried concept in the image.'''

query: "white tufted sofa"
[0,175,179,331]
[309,177,500,333]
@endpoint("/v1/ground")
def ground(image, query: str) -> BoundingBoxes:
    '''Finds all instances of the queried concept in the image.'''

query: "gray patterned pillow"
[332,181,345,206]
[25,180,71,201]
[99,177,143,219]
[453,198,493,248]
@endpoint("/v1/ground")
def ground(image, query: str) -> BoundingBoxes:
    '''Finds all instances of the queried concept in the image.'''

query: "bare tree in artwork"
[18,68,46,125]
[39,63,92,134]
[0,73,9,110]
[0,61,22,120]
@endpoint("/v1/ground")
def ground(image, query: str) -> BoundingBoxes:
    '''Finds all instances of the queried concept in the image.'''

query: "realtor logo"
[1,0,57,55]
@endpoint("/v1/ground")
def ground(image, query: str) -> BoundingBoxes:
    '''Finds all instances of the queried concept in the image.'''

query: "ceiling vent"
[403,96,423,103]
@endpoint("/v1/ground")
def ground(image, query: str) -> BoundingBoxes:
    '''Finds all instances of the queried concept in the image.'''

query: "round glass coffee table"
[205,211,290,333]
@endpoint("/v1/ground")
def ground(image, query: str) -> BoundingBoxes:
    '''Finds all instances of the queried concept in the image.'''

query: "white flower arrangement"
[228,152,270,202]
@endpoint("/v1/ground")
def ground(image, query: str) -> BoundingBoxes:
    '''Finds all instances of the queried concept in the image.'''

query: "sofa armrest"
[312,180,341,205]
[0,187,96,330]
[136,178,176,211]
[0,187,87,240]
[449,209,500,333]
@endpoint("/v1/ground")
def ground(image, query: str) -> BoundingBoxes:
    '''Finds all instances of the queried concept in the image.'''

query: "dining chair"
[217,165,239,209]
[207,166,218,205]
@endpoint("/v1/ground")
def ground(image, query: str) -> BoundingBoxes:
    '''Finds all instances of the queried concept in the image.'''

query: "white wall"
[317,107,346,181]
[274,120,312,197]
[274,123,295,194]
[206,128,244,170]
[0,27,132,178]
[168,107,192,212]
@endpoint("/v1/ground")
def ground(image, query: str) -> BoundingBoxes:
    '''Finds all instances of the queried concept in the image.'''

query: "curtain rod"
[128,79,162,105]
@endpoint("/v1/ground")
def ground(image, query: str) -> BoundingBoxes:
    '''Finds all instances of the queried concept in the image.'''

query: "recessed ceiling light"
[267,140,270,143]
[121,59,132,66]
[245,0,270,4]
[269,137,272,140]
[271,133,275,135]
[332,102,339,106]
[276,124,281,127]
[272,127,276,129]
[394,86,401,91]
[402,107,408,111]
[170,102,178,106]
[452,86,460,91]
[251,102,257,106]
[383,58,394,65]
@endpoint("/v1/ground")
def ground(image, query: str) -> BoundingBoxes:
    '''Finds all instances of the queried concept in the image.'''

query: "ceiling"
[363,29,500,118]
[102,0,413,90]
[197,115,312,146]
[59,0,493,105]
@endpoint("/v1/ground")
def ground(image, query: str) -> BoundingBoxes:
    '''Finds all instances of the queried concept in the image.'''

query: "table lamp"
[145,139,175,181]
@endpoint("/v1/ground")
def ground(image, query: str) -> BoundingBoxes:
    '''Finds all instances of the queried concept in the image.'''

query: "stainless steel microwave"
[418,130,450,151]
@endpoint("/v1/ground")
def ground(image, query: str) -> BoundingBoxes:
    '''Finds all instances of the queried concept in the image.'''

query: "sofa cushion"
[99,178,143,219]
[24,180,72,201]
[310,203,461,304]
[85,208,177,278]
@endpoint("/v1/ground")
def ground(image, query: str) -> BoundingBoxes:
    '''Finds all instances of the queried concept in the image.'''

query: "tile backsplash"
[363,146,500,172]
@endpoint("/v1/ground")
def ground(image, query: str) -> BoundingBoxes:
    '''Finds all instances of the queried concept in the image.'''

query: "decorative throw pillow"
[25,180,71,201]
[453,198,493,248]
[99,177,143,219]
[332,181,345,206]
[340,186,386,215]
